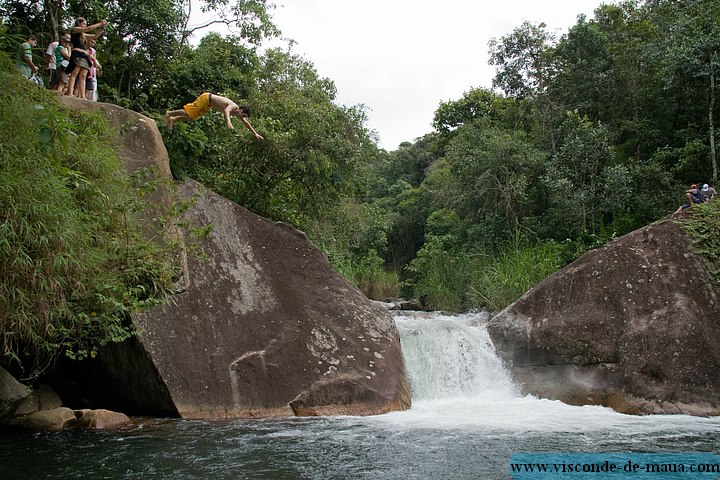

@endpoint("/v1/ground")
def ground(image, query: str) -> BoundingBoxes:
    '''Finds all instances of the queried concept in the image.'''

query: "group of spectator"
[15,17,105,101]
[674,183,717,214]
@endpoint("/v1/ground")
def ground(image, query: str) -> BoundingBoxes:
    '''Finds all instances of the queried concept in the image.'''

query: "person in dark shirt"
[64,17,106,99]
[674,184,705,213]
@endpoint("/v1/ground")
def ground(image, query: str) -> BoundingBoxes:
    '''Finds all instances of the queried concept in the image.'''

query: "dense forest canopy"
[2,0,719,373]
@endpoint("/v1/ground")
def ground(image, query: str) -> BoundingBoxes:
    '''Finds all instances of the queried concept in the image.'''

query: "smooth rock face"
[5,407,77,431]
[49,99,411,419]
[487,218,720,415]
[102,180,411,418]
[13,385,62,416]
[0,367,30,420]
[75,409,131,429]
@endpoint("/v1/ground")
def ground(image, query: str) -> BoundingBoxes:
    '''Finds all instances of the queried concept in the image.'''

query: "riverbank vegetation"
[0,55,179,377]
[2,1,719,372]
[680,200,720,284]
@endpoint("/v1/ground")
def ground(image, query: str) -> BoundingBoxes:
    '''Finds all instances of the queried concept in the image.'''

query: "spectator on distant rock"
[701,183,717,201]
[674,184,705,214]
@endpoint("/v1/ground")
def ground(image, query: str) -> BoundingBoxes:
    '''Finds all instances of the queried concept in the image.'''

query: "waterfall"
[394,311,517,401]
[381,310,720,434]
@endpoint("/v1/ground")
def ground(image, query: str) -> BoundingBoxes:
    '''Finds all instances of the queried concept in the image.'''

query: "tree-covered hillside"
[367,0,719,310]
[2,0,719,331]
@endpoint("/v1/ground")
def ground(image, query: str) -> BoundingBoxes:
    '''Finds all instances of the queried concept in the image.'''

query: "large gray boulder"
[53,99,410,418]
[0,367,30,420]
[487,217,720,415]
[100,180,411,417]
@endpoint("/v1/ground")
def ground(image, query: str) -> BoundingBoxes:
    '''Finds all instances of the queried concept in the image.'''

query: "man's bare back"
[164,93,264,139]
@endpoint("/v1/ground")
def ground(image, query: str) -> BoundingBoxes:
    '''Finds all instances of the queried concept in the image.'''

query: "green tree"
[654,0,720,183]
[489,21,562,154]
[178,0,279,47]
[540,112,615,239]
[364,135,441,271]
[443,119,545,249]
[489,21,556,99]
[433,88,523,134]
[551,14,614,123]
[160,43,377,238]
[381,180,431,271]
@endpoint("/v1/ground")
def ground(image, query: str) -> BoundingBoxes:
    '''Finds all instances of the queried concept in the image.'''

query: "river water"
[2,311,719,479]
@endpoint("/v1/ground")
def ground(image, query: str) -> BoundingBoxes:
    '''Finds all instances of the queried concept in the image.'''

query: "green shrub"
[347,250,399,300]
[406,230,570,313]
[0,54,178,377]
[680,200,720,283]
[467,233,567,312]
[406,236,467,312]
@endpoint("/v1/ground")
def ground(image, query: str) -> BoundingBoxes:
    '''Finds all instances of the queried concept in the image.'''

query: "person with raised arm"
[64,17,107,99]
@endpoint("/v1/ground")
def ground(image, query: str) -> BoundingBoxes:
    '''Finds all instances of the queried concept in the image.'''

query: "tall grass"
[0,54,178,378]
[406,236,468,312]
[680,200,720,283]
[467,233,568,312]
[346,250,399,300]
[407,231,571,313]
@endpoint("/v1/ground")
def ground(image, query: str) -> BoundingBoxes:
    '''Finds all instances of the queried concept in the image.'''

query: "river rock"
[75,409,131,429]
[385,299,424,311]
[0,367,30,421]
[6,407,77,431]
[487,217,720,415]
[98,180,411,418]
[13,385,62,416]
[48,99,410,418]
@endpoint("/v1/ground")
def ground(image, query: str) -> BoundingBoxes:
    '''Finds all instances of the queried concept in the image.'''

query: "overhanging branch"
[184,18,233,36]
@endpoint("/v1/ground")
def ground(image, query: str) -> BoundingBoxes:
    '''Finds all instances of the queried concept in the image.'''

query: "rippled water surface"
[2,312,718,479]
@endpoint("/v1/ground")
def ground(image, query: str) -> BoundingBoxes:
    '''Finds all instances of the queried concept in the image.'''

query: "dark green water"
[1,313,718,479]
[2,414,719,479]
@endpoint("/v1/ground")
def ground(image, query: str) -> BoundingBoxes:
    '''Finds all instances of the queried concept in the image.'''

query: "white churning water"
[368,311,720,436]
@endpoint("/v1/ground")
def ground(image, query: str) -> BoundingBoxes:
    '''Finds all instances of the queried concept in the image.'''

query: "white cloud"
[195,0,606,150]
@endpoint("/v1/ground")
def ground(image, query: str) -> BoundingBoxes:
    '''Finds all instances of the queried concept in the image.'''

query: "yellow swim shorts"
[183,92,212,121]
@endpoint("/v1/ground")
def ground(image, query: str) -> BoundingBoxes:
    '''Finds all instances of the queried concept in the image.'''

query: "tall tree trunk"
[43,0,62,40]
[710,70,718,183]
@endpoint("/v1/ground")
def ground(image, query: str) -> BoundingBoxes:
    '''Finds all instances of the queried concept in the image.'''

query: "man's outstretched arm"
[241,117,264,140]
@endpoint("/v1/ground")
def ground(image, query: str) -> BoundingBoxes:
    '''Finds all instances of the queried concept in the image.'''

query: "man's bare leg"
[164,109,192,128]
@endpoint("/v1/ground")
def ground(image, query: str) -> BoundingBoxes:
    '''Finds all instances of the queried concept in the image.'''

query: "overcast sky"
[193,1,606,150]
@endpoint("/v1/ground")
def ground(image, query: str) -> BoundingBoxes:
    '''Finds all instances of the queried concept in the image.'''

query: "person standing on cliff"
[84,38,101,101]
[64,17,107,100]
[45,34,59,89]
[164,93,264,140]
[16,34,38,80]
[54,34,71,93]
